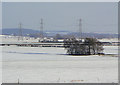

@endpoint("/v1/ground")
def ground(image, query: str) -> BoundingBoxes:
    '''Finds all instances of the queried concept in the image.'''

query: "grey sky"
[2,2,118,33]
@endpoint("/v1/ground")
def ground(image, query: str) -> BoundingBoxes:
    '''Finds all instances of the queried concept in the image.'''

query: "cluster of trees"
[64,38,104,55]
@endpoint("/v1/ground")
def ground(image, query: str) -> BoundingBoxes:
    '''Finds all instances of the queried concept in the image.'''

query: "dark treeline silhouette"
[64,38,104,55]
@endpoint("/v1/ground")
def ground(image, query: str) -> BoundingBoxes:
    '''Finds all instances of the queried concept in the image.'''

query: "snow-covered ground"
[103,46,118,54]
[98,38,118,43]
[0,35,39,44]
[0,35,118,44]
[1,46,118,83]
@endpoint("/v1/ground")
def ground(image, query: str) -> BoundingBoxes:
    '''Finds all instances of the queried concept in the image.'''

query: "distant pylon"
[79,19,82,40]
[18,22,23,41]
[40,18,43,38]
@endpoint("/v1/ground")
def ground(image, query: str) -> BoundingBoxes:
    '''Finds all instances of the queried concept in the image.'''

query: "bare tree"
[84,38,104,55]
[64,38,104,55]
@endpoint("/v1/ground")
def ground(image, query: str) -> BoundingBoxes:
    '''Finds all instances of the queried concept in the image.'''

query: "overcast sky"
[2,2,118,33]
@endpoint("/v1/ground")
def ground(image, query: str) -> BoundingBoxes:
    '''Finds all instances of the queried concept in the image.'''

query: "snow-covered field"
[103,46,118,54]
[1,46,118,83]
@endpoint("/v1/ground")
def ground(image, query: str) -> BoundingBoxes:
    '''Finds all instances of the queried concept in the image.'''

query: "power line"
[40,18,44,38]
[18,22,23,41]
[79,19,82,40]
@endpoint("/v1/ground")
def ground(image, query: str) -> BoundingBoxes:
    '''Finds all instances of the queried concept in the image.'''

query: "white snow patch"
[2,46,118,83]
